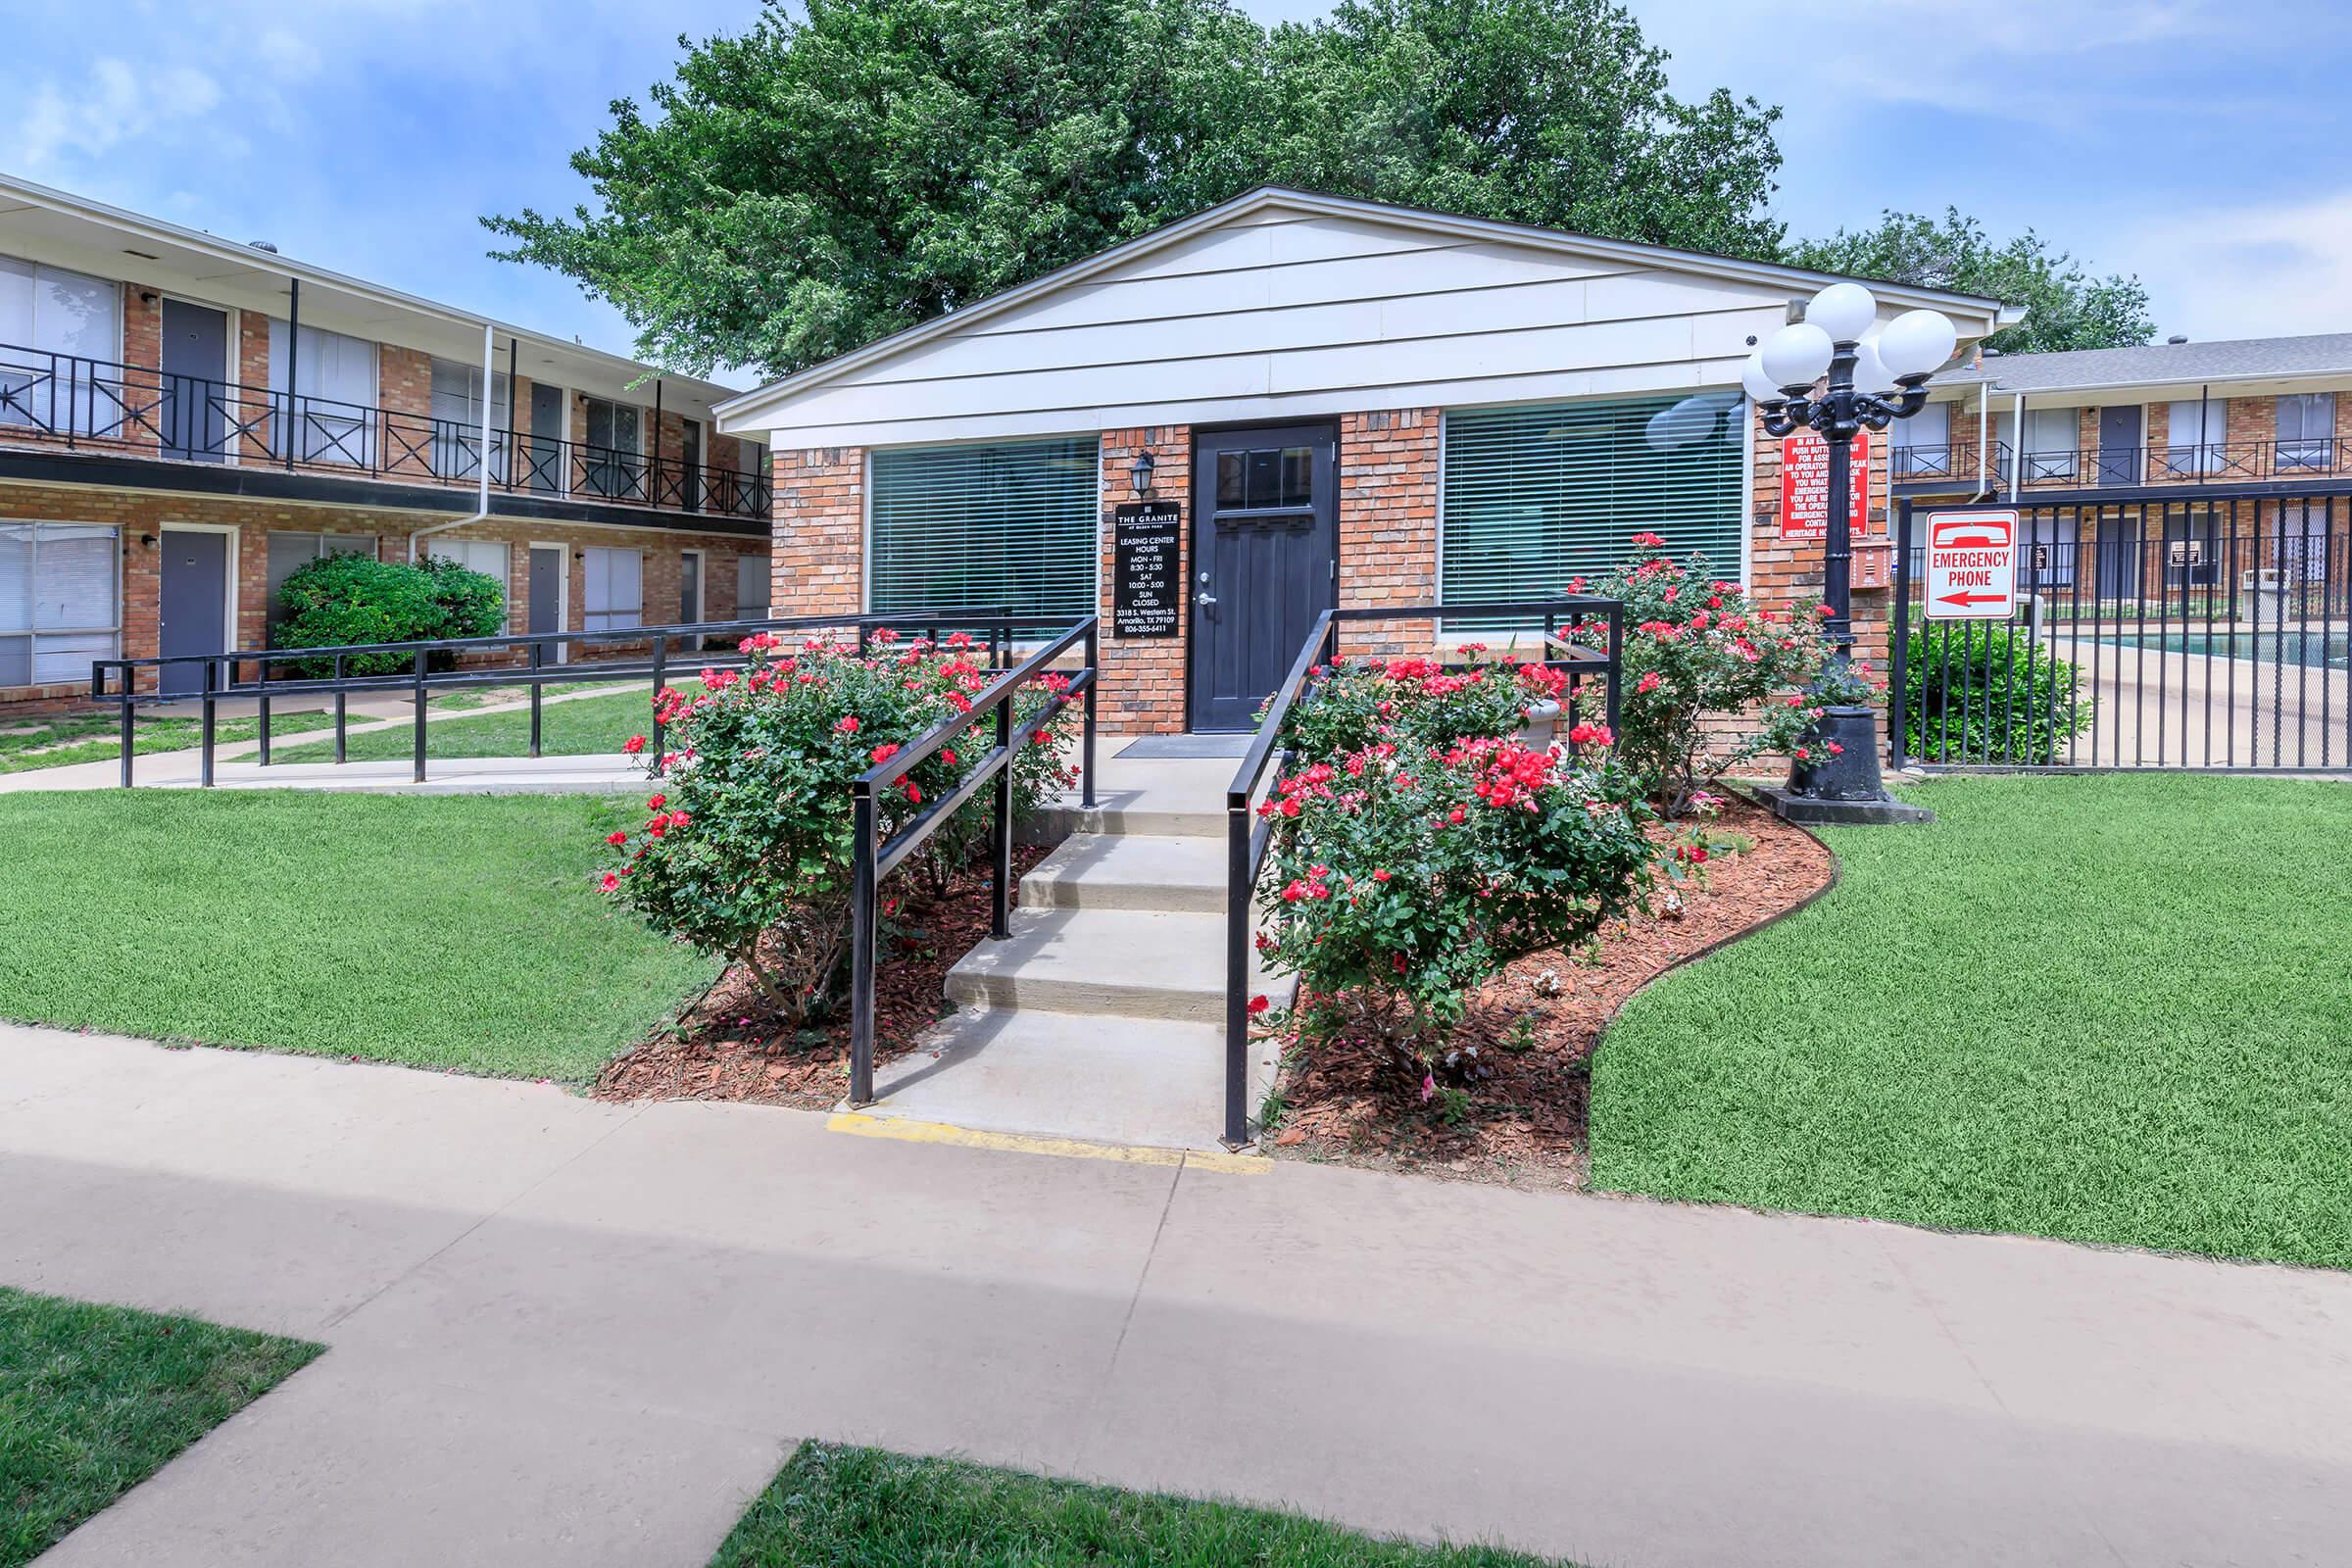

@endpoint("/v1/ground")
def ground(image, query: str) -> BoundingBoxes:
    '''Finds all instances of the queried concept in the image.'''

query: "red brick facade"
[1333,409,1442,661]
[1096,427,1191,733]
[769,446,864,614]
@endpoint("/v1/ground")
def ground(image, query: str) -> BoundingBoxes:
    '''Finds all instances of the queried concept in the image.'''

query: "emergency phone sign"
[1924,510,2018,619]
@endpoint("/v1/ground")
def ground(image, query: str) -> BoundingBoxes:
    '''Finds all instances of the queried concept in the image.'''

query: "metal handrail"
[90,608,1054,789]
[0,340,770,519]
[1218,596,1624,1148]
[846,616,1101,1104]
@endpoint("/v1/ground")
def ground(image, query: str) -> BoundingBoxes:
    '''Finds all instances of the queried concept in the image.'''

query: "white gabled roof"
[718,185,2011,440]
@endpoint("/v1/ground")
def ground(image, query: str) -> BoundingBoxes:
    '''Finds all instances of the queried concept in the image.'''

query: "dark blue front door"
[1189,422,1338,732]
[159,299,227,462]
[158,529,227,696]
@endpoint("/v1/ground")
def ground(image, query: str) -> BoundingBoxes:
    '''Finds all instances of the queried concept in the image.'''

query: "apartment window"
[1994,408,2082,482]
[735,553,771,618]
[0,255,120,437]
[868,437,1099,618]
[2165,398,2227,475]
[432,538,510,593]
[269,319,378,466]
[428,359,513,482]
[582,546,642,633]
[581,398,643,501]
[0,521,119,687]
[2278,502,2331,582]
[1887,402,1950,479]
[2276,393,2335,471]
[266,532,377,630]
[1441,394,1742,619]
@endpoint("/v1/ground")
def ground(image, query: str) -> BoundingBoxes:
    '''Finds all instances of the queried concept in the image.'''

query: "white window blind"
[868,437,1099,619]
[0,255,120,437]
[1888,402,1949,478]
[2276,393,2335,470]
[1994,408,2081,481]
[0,521,120,687]
[1441,393,1744,618]
[582,547,642,633]
[2165,398,2226,475]
[270,318,377,465]
[428,357,512,481]
[435,538,509,588]
[735,554,771,616]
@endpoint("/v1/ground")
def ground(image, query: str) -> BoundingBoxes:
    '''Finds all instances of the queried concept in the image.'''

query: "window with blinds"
[868,437,1099,619]
[1440,394,1745,618]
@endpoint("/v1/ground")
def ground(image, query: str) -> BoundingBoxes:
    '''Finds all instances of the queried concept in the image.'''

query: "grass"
[271,686,651,765]
[0,710,339,775]
[1,1287,320,1567]
[1591,773,2352,1269]
[710,1444,1572,1568]
[0,792,716,1080]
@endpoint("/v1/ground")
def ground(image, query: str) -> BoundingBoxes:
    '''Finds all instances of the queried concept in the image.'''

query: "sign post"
[1924,509,2018,619]
[1111,501,1183,639]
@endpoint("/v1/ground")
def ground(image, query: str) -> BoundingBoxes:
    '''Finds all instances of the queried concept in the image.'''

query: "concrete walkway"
[4,1024,2348,1568]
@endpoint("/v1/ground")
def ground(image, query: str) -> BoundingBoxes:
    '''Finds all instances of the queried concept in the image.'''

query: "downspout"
[410,321,498,563]
[2008,390,2024,504]
[1970,389,1993,501]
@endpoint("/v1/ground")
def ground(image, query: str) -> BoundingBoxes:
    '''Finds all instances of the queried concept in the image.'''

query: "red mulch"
[591,845,1049,1109]
[1267,798,1833,1190]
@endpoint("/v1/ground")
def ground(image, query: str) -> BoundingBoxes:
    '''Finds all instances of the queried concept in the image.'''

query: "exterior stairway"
[860,754,1288,1152]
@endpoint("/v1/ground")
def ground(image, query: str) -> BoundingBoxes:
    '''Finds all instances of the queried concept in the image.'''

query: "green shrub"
[1901,622,2091,764]
[272,554,505,675]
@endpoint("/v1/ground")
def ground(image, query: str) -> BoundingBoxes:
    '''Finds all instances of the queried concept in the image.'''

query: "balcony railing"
[1891,438,2352,492]
[0,342,769,521]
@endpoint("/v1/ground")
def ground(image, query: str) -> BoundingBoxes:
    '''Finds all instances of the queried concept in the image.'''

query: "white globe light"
[1879,309,1959,379]
[1806,281,1879,344]
[1760,322,1834,393]
[1740,352,1783,404]
[1849,335,1894,395]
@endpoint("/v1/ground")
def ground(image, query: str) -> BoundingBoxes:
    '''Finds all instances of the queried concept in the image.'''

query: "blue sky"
[10,0,2350,388]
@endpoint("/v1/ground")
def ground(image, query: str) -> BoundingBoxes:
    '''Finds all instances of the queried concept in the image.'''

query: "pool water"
[2088,629,2350,670]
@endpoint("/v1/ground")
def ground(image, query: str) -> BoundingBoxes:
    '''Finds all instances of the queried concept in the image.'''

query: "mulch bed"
[592,844,1048,1110]
[1266,796,1833,1190]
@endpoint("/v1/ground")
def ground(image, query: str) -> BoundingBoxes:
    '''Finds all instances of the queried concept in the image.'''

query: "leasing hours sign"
[1112,501,1183,638]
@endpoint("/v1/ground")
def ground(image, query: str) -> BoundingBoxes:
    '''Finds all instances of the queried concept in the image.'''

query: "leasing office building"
[0,173,775,703]
[718,187,2008,732]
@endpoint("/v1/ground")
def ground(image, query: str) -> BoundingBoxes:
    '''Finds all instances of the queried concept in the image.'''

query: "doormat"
[1116,733,1255,760]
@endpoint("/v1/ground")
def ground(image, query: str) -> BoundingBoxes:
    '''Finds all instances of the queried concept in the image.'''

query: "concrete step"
[1027,753,1243,839]
[945,906,1282,1024]
[1020,832,1228,912]
[862,1007,1282,1152]
[1027,800,1225,841]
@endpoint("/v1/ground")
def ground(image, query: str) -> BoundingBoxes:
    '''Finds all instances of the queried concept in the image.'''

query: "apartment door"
[527,544,566,663]
[1189,422,1338,732]
[157,529,228,695]
[528,384,564,493]
[680,418,703,512]
[2094,514,2142,601]
[159,300,227,462]
[2096,405,2141,487]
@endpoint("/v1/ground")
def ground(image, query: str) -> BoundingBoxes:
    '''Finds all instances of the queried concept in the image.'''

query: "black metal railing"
[845,617,1101,1106]
[0,341,769,520]
[89,610,1035,790]
[1219,598,1623,1148]
[1893,437,2352,493]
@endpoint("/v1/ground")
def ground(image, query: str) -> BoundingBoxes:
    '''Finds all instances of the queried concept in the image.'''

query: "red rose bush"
[598,629,1076,1023]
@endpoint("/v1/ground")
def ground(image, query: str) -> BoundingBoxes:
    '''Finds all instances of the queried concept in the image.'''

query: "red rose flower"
[621,734,647,755]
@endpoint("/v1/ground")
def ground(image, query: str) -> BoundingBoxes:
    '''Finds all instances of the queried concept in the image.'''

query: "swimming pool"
[2086,628,2349,670]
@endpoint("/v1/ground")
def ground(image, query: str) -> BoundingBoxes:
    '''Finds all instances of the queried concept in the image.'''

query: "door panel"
[527,545,565,662]
[2094,514,2141,601]
[2096,406,2141,487]
[1189,423,1337,732]
[159,300,227,462]
[158,530,228,695]
[528,384,564,493]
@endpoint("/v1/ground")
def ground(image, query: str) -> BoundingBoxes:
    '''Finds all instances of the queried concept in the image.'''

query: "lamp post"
[1744,282,1956,822]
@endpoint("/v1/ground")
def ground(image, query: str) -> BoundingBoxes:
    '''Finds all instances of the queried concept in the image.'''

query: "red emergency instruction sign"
[1924,510,2018,619]
[1779,429,1869,541]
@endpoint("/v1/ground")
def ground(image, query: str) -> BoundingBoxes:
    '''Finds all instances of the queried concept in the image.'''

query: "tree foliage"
[484,0,1785,379]
[1789,207,2156,356]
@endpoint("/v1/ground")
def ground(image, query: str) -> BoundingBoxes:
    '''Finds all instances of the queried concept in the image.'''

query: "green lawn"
[271,686,651,765]
[1592,773,2352,1269]
[0,792,714,1080]
[711,1445,1570,1568]
[0,710,339,775]
[1,1287,320,1567]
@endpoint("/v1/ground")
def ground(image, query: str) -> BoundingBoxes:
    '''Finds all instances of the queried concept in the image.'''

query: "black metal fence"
[1,341,769,519]
[1221,598,1624,1147]
[89,610,1039,789]
[1892,493,2350,770]
[1892,437,2352,491]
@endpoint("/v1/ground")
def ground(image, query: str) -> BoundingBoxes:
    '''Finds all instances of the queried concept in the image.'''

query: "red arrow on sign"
[1936,591,2010,608]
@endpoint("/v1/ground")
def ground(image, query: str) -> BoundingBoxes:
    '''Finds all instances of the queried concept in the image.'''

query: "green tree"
[1789,208,2155,356]
[485,0,1785,380]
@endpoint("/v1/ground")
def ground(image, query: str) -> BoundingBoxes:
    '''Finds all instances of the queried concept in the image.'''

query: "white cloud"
[8,57,225,172]
[256,27,323,81]
[2125,190,2352,340]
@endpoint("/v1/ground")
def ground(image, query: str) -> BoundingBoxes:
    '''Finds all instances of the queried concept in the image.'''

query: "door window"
[1214,445,1314,510]
[0,521,121,687]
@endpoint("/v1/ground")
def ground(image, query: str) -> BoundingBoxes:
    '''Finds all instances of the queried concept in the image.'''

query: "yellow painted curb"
[825,1111,1269,1175]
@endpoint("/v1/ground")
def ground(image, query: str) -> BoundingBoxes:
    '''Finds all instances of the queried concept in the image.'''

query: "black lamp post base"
[1750,784,1935,826]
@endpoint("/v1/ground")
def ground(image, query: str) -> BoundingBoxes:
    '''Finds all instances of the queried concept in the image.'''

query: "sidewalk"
[4,1023,2348,1568]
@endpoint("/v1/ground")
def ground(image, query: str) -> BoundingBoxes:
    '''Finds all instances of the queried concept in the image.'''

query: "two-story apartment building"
[0,173,776,703]
[1886,333,2352,607]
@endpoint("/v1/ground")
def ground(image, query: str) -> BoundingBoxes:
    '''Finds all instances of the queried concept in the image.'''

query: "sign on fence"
[1779,429,1869,541]
[1924,509,2018,619]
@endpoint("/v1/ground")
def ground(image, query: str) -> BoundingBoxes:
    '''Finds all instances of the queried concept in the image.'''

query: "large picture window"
[868,437,1099,619]
[0,254,120,437]
[1441,394,1743,616]
[269,319,378,466]
[582,546,642,633]
[0,521,120,687]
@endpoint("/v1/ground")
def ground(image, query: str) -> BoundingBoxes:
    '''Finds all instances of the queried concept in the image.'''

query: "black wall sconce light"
[1128,449,1155,497]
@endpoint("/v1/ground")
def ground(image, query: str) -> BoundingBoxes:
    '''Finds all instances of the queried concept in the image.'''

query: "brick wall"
[1334,408,1441,659]
[1096,426,1190,733]
[1748,415,1893,667]
[769,445,864,615]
